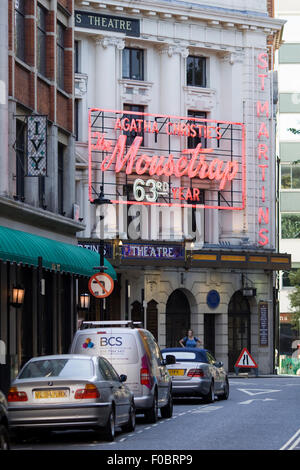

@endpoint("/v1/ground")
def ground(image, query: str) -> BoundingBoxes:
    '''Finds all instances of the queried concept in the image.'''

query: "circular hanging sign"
[88,272,114,298]
[206,290,220,309]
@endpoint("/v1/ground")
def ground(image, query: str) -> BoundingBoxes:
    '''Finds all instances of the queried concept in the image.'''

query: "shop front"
[0,225,116,394]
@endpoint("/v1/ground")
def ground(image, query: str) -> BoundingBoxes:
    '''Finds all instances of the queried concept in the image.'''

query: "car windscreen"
[75,333,139,365]
[162,351,208,363]
[19,359,94,379]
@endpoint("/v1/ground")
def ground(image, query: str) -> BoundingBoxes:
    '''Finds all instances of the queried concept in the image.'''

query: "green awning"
[0,225,116,279]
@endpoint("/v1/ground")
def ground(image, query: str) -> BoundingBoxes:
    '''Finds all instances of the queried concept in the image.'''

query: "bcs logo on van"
[100,336,123,347]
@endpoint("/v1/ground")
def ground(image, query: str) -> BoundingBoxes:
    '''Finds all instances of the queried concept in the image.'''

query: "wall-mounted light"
[242,287,257,297]
[185,240,195,251]
[114,239,123,264]
[11,285,25,308]
[78,293,90,310]
[185,240,194,264]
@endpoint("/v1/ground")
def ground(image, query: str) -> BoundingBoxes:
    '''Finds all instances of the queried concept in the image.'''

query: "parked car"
[0,389,10,449]
[161,347,229,402]
[8,354,135,442]
[70,321,173,422]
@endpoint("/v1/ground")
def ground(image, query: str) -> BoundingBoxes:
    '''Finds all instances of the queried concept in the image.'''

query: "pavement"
[229,372,300,378]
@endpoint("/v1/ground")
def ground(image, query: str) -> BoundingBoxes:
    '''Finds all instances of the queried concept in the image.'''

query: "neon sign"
[257,52,270,247]
[88,109,246,210]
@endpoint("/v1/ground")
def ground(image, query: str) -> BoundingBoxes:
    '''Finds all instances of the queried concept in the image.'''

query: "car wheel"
[204,381,215,403]
[102,409,115,442]
[121,401,136,433]
[160,392,173,419]
[0,425,10,450]
[12,430,28,444]
[219,378,229,400]
[145,393,158,423]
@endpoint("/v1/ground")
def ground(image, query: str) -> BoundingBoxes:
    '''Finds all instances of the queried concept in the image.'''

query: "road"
[9,376,300,452]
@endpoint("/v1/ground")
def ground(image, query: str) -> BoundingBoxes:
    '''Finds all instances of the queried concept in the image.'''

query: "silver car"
[161,348,229,402]
[0,389,10,449]
[8,354,135,442]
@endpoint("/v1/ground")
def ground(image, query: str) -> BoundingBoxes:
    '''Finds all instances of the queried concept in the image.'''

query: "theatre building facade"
[74,0,290,373]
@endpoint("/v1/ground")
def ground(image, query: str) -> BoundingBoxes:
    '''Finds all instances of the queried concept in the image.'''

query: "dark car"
[0,389,10,449]
[161,348,229,402]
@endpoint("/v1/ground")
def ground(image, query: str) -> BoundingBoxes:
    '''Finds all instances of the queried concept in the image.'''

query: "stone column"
[93,37,125,237]
[94,36,125,109]
[0,0,8,196]
[81,170,91,238]
[219,52,245,244]
[63,135,75,218]
[45,124,58,213]
[158,45,189,240]
[159,45,189,115]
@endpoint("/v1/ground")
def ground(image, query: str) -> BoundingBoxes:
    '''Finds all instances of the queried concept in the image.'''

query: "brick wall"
[8,0,74,133]
[14,64,31,108]
[37,79,51,116]
[46,10,56,81]
[57,91,70,130]
[267,0,274,17]
[58,0,72,13]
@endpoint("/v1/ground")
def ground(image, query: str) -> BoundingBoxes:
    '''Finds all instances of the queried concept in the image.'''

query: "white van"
[70,321,174,422]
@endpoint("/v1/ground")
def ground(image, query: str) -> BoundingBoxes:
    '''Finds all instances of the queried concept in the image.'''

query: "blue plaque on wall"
[207,290,220,309]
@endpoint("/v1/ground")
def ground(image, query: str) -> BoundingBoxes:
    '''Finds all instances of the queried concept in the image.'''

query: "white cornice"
[74,0,285,34]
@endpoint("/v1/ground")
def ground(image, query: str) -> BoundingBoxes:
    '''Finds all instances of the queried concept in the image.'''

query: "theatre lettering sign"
[75,11,140,37]
[88,109,246,210]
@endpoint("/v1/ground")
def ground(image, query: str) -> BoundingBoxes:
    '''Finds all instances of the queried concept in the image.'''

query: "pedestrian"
[179,329,202,348]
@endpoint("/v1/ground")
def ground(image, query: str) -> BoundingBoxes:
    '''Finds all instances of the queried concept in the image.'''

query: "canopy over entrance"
[0,225,116,279]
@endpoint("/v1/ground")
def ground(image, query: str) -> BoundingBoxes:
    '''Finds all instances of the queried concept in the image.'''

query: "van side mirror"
[165,354,176,365]
[119,374,127,382]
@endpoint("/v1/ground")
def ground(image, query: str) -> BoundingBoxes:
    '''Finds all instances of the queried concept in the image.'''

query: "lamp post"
[91,186,111,320]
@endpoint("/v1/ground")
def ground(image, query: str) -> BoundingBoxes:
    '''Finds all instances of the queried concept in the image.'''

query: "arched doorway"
[228,290,251,372]
[166,289,190,347]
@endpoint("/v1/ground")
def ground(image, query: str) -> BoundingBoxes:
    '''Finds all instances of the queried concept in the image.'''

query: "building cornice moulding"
[74,0,285,35]
[0,197,85,236]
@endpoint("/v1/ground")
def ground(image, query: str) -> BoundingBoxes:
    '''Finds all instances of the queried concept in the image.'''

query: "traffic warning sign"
[235,348,258,369]
[88,272,114,299]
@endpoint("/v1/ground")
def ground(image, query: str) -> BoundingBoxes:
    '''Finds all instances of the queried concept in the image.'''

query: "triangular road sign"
[235,348,258,368]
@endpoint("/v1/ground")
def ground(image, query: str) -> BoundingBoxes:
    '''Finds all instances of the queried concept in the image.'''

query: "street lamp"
[11,285,25,308]
[79,293,90,311]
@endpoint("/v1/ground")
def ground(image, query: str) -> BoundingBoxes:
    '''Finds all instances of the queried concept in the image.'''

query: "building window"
[123,104,145,145]
[281,213,300,238]
[122,48,144,81]
[74,40,80,73]
[58,143,64,214]
[282,269,297,287]
[37,5,47,77]
[75,99,79,141]
[187,110,207,149]
[15,120,25,200]
[187,56,206,87]
[281,163,300,189]
[15,0,26,62]
[57,22,65,90]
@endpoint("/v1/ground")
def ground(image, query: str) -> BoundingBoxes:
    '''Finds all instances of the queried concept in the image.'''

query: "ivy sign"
[26,115,47,176]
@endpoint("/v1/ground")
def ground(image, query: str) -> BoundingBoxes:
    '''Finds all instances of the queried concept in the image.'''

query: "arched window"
[166,289,190,347]
[228,291,251,372]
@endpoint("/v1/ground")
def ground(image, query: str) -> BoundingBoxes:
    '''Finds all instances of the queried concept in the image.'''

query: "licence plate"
[168,369,185,376]
[34,390,68,399]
